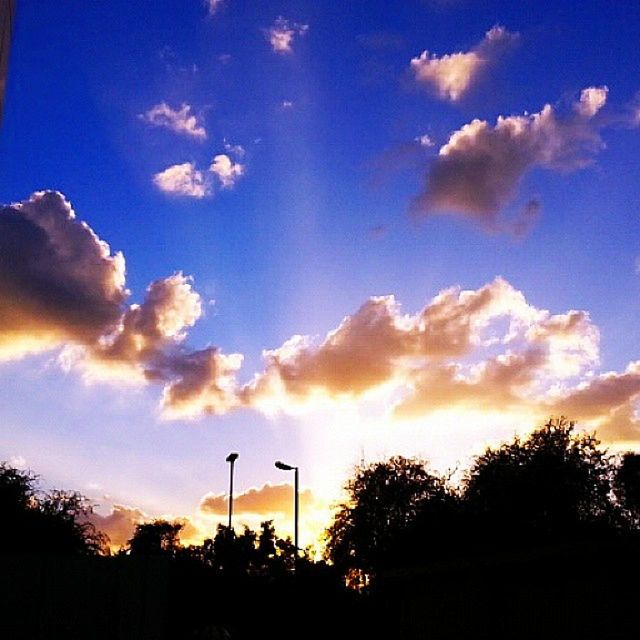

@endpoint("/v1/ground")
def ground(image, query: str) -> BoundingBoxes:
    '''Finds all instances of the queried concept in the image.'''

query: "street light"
[275,460,299,556]
[226,452,239,530]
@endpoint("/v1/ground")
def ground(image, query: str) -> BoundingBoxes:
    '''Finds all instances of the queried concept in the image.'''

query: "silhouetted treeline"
[326,418,640,583]
[2,417,640,639]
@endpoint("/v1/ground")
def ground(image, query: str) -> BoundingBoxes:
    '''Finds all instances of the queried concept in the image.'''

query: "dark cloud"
[0,191,126,359]
[412,89,607,230]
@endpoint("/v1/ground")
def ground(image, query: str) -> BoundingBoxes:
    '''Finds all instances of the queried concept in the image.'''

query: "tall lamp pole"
[226,452,239,529]
[275,460,299,555]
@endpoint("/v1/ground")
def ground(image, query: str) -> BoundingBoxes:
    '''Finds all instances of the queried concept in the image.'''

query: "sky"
[1,0,640,550]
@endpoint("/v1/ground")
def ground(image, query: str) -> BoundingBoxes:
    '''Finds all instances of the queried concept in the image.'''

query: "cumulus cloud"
[3,193,640,439]
[140,103,207,140]
[0,191,243,419]
[0,191,126,360]
[410,25,517,102]
[153,152,245,198]
[200,483,316,517]
[153,162,211,198]
[265,17,309,54]
[210,154,245,189]
[242,278,639,437]
[412,87,608,230]
[88,504,147,549]
[575,86,609,118]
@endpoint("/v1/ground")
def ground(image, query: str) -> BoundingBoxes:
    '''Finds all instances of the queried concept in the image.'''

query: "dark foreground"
[1,540,639,640]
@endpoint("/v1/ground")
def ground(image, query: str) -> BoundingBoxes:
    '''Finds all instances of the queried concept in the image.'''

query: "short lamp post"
[225,452,239,530]
[274,460,299,556]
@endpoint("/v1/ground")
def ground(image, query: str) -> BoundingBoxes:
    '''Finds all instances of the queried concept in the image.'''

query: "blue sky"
[1,0,640,548]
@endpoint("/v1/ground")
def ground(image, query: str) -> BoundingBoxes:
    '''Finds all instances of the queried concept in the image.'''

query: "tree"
[325,456,451,577]
[462,417,616,543]
[128,519,183,556]
[0,462,106,554]
[614,452,640,526]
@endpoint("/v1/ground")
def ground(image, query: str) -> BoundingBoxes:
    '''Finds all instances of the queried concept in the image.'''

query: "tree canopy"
[325,456,453,576]
[463,417,616,540]
[0,462,106,554]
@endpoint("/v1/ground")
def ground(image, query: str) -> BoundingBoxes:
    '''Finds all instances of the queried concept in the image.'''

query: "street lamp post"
[226,452,239,530]
[274,460,299,556]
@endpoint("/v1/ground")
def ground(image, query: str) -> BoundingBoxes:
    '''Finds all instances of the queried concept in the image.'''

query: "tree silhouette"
[463,417,616,543]
[325,456,451,578]
[128,519,183,556]
[614,452,640,526]
[0,461,106,554]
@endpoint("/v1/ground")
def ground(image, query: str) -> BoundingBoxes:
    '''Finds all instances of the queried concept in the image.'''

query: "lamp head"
[275,460,295,471]
[226,452,239,463]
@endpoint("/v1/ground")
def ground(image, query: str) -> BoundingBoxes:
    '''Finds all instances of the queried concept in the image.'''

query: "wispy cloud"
[265,17,309,54]
[139,102,207,140]
[410,25,518,102]
[204,0,225,16]
[415,133,435,147]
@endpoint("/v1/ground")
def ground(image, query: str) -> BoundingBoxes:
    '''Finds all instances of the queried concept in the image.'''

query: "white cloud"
[153,162,211,198]
[9,455,27,469]
[265,17,309,54]
[575,86,609,118]
[140,103,207,140]
[410,25,517,102]
[210,154,245,189]
[415,134,435,147]
[223,141,246,157]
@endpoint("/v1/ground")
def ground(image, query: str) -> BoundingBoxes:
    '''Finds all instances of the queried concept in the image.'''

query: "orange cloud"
[0,192,243,418]
[199,483,317,517]
[87,504,147,549]
[410,25,517,101]
[0,191,126,360]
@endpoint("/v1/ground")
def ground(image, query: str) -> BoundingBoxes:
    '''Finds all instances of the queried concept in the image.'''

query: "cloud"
[205,0,225,16]
[0,192,243,419]
[415,134,435,147]
[411,87,608,230]
[0,191,126,361]
[139,103,207,140]
[575,86,609,118]
[3,194,640,440]
[199,483,317,517]
[210,154,245,189]
[153,152,245,198]
[242,279,638,438]
[153,162,211,198]
[88,504,147,548]
[265,17,309,54]
[72,272,244,419]
[9,455,27,469]
[244,277,541,404]
[410,25,517,102]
